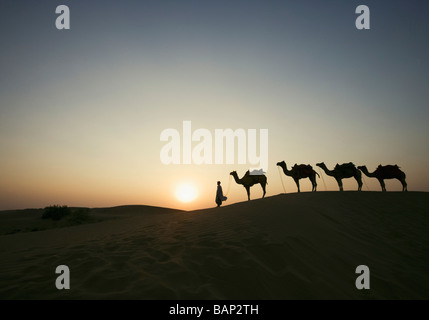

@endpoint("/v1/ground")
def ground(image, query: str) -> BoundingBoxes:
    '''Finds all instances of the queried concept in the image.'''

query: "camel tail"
[314,170,320,178]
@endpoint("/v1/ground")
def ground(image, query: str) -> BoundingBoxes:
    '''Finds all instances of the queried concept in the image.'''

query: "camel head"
[230,171,237,177]
[316,162,325,168]
[357,165,367,171]
[276,161,285,167]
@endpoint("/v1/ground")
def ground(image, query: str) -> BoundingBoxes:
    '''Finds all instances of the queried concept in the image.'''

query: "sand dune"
[0,192,428,299]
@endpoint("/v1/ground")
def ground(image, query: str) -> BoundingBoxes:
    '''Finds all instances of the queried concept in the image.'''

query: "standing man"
[215,181,227,207]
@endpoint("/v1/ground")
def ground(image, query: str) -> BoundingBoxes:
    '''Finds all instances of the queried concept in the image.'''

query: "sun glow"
[175,183,198,203]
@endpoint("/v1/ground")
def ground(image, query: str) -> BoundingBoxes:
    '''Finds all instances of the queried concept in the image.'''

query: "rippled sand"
[1,192,428,299]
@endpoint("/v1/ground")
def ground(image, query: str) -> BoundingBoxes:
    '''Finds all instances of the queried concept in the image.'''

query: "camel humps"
[316,162,363,192]
[276,161,319,192]
[358,165,407,192]
[230,170,267,201]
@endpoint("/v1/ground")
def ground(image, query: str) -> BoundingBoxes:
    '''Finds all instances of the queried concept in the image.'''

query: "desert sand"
[0,191,428,299]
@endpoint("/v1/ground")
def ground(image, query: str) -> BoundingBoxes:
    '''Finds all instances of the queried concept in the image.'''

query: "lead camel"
[230,170,267,200]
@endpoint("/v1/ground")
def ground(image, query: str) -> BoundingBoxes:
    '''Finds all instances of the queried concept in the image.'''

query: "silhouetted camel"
[276,161,319,192]
[316,162,362,191]
[230,170,267,201]
[358,165,407,192]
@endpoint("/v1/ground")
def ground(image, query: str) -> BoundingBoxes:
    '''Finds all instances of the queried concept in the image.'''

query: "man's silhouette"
[215,181,227,207]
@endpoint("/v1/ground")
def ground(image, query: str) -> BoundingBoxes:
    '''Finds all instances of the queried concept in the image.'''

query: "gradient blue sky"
[1,0,428,210]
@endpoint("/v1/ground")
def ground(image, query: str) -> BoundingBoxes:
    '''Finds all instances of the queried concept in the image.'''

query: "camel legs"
[355,177,363,191]
[402,174,408,191]
[245,186,251,200]
[294,178,300,193]
[399,172,407,191]
[336,178,343,191]
[355,171,362,191]
[398,178,408,192]
[377,178,386,192]
[310,175,317,192]
[261,182,266,198]
[376,177,408,192]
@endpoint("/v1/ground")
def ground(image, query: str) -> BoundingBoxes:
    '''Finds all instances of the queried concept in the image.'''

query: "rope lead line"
[362,174,371,191]
[278,166,287,194]
[224,174,233,196]
[318,168,327,191]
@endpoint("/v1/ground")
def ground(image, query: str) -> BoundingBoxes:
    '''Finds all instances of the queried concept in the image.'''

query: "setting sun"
[175,183,198,203]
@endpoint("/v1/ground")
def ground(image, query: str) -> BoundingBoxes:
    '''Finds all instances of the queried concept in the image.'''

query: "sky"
[1,0,428,211]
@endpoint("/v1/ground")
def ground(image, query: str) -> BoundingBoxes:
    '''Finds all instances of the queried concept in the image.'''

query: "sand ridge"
[0,192,428,299]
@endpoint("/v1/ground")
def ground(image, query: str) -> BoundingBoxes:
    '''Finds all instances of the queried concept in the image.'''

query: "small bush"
[42,205,71,221]
[68,208,92,225]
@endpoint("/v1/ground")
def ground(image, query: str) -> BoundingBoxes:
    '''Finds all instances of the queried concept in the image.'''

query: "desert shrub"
[42,205,71,221]
[68,208,92,225]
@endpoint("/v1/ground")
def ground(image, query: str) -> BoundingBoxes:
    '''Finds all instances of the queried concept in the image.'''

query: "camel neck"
[281,164,292,176]
[320,165,335,176]
[232,174,242,184]
[362,168,376,177]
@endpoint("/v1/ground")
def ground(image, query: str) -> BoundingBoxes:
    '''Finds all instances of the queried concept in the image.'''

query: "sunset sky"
[1,0,428,210]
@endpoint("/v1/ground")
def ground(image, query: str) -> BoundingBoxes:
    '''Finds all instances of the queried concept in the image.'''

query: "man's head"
[217,181,221,185]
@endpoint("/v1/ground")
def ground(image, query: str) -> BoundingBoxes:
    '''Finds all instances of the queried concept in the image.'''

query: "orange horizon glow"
[1,161,427,212]
[1,2,429,212]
